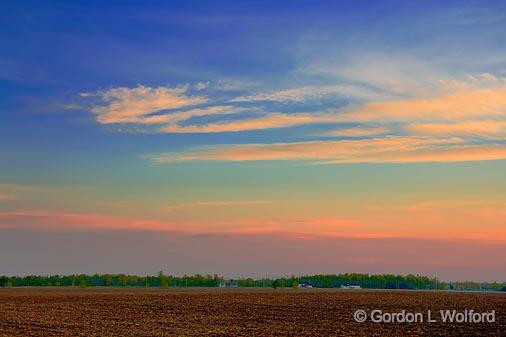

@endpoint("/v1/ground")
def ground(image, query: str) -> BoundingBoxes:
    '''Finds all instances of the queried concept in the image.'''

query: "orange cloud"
[358,199,506,242]
[0,210,177,231]
[3,209,505,242]
[324,126,389,137]
[157,85,506,133]
[151,136,506,163]
[86,81,506,136]
[339,86,506,122]
[0,210,370,238]
[90,85,207,124]
[375,145,506,163]
[159,113,341,133]
[142,105,243,124]
[150,131,506,164]
[406,120,506,138]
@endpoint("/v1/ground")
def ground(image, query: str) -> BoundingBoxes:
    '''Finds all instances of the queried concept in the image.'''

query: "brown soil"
[0,288,504,336]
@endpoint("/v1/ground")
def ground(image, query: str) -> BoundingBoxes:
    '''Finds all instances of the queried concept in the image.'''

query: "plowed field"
[0,288,504,336]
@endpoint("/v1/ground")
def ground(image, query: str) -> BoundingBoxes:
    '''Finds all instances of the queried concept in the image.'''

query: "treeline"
[288,274,506,291]
[0,273,223,288]
[0,273,505,291]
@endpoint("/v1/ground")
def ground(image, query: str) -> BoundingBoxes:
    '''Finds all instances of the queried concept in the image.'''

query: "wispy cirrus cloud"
[0,210,178,231]
[87,85,207,124]
[230,83,389,103]
[149,137,506,164]
[335,86,506,123]
[201,83,505,135]
[83,76,506,135]
[406,120,506,138]
[323,126,390,137]
[0,209,387,239]
[158,112,343,133]
[141,105,245,124]
[84,75,506,163]
[149,137,462,163]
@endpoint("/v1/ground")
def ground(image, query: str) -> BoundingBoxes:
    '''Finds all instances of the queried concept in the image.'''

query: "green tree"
[160,278,169,288]
[290,276,299,289]
[280,278,286,289]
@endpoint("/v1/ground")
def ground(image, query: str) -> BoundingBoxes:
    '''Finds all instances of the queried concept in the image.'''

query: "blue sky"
[1,0,506,279]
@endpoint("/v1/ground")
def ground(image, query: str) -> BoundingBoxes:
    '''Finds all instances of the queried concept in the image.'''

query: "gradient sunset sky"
[1,0,505,280]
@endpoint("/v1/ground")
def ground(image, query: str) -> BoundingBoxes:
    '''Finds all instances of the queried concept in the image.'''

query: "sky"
[1,0,505,281]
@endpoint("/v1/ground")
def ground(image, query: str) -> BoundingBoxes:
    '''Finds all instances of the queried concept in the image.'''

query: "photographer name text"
[353,309,496,323]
